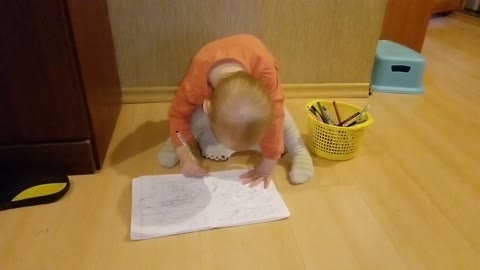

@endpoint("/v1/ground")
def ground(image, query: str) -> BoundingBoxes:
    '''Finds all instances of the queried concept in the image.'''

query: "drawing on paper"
[131,169,290,240]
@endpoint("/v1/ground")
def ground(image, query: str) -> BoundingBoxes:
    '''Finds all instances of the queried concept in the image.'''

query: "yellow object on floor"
[12,183,68,202]
[306,99,374,160]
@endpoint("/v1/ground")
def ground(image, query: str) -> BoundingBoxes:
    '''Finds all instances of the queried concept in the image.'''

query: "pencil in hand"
[176,131,197,162]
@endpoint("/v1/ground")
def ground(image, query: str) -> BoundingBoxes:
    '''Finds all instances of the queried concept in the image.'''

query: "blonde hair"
[209,71,273,149]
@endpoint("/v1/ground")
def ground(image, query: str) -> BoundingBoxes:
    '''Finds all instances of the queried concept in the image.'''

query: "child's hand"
[240,158,277,188]
[181,159,208,178]
[176,145,208,178]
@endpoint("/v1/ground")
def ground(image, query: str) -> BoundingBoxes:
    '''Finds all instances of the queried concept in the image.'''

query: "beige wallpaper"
[107,0,386,88]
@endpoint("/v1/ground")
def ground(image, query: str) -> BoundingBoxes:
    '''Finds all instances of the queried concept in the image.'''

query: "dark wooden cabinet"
[0,0,121,175]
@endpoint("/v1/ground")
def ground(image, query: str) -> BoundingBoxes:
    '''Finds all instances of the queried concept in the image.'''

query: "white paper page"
[205,171,291,228]
[131,169,290,240]
[131,175,214,240]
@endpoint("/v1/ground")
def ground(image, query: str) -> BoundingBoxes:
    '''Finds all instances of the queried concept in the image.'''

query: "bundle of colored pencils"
[309,101,369,127]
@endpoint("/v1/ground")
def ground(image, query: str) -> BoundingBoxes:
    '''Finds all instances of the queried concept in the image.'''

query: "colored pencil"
[333,101,341,123]
[176,131,196,161]
[337,112,360,126]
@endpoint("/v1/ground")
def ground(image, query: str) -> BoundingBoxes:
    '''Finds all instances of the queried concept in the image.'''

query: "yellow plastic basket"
[306,99,374,161]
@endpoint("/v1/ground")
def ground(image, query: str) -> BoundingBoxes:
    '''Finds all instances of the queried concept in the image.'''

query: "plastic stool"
[371,40,425,94]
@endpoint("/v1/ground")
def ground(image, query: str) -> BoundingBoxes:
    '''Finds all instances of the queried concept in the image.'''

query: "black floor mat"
[0,171,70,211]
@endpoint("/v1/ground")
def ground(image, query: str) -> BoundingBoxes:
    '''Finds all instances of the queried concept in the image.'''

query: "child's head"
[205,71,273,151]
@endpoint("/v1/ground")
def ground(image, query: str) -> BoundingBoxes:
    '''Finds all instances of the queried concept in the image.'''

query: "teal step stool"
[371,40,425,94]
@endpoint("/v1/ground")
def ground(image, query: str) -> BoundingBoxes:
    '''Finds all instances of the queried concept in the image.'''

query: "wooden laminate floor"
[1,15,479,270]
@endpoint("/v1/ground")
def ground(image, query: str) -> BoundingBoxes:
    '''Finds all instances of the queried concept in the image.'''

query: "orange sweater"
[169,34,285,160]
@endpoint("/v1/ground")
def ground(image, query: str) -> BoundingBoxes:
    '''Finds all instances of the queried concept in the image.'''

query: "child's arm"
[259,99,285,161]
[241,68,285,188]
[259,65,285,162]
[168,82,197,148]
[169,82,209,177]
[240,113,283,188]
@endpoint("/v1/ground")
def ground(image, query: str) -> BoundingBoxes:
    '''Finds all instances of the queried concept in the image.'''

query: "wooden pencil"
[337,112,360,126]
[333,101,341,123]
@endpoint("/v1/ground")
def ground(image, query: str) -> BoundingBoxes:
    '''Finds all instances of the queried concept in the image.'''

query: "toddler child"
[158,34,313,187]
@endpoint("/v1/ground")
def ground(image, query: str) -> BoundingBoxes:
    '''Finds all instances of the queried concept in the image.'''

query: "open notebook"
[131,169,290,240]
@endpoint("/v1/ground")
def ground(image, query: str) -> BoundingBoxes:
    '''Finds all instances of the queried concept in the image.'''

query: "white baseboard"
[122,83,370,103]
